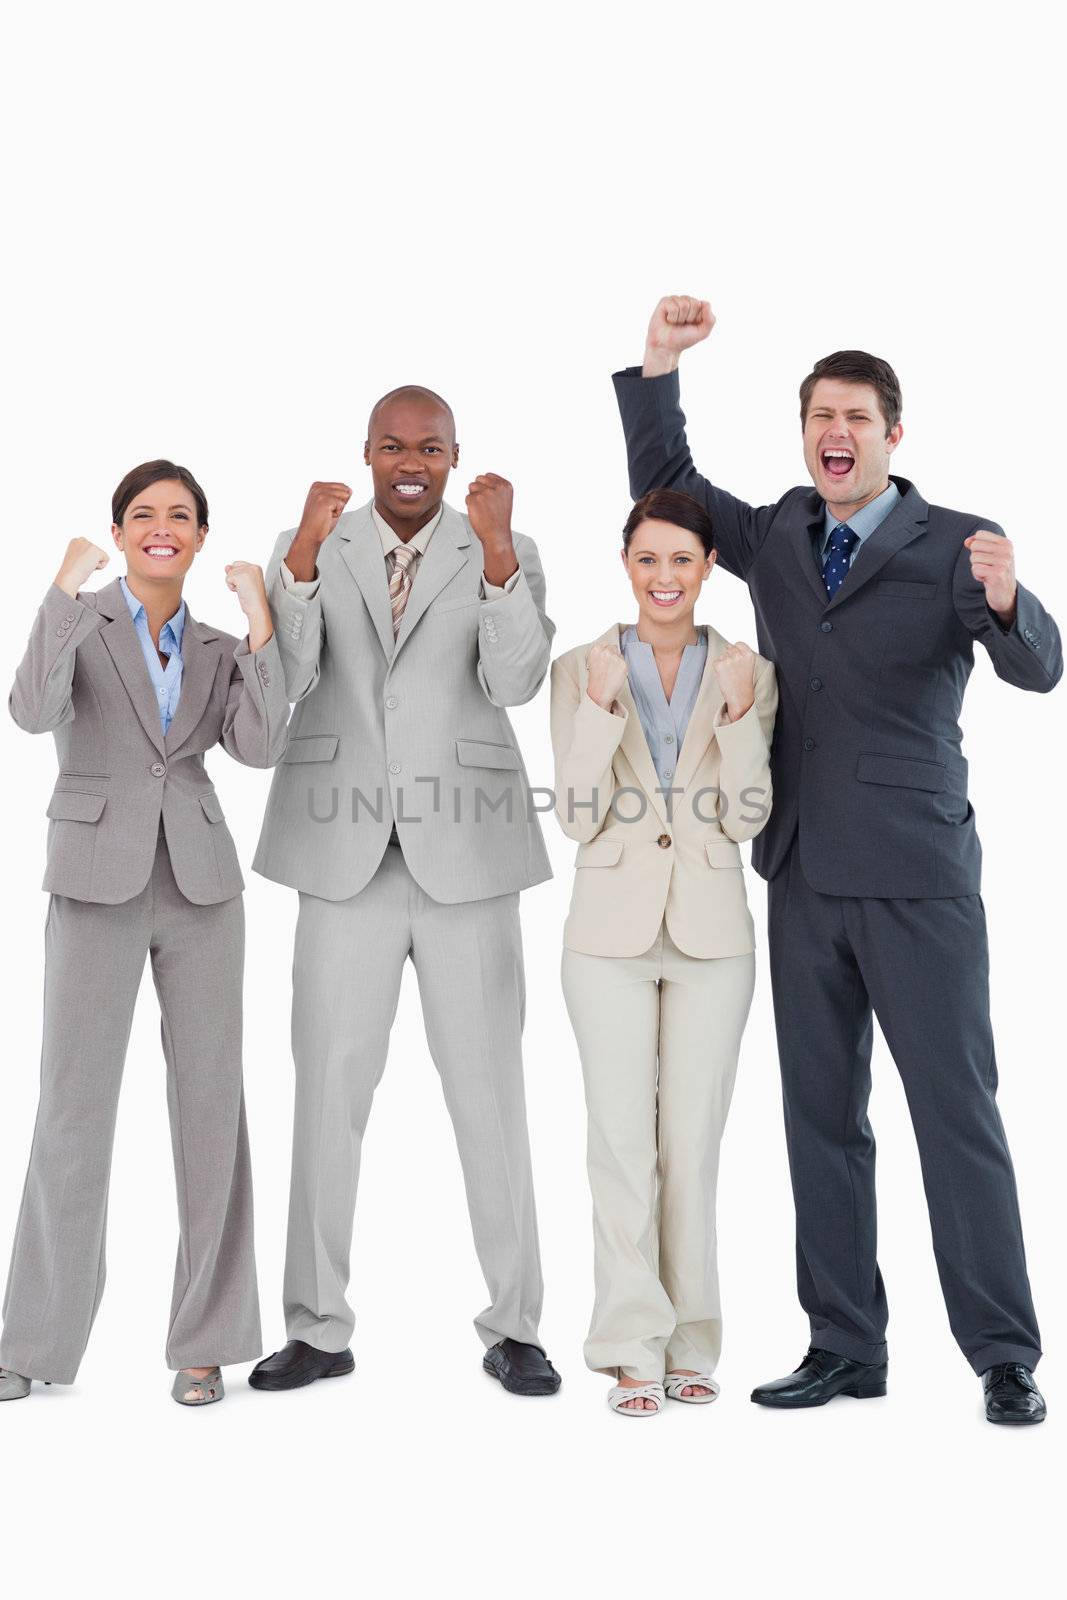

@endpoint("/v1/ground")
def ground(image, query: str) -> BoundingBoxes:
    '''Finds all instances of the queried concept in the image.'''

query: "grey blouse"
[619,624,709,791]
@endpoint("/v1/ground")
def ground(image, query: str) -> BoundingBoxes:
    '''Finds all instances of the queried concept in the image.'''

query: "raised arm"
[219,560,290,766]
[9,540,109,733]
[954,526,1063,692]
[613,296,776,581]
[467,474,556,707]
[265,481,351,702]
[549,644,628,843]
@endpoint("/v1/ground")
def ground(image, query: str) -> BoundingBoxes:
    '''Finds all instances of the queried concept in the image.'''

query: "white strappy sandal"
[663,1371,720,1404]
[607,1380,665,1417]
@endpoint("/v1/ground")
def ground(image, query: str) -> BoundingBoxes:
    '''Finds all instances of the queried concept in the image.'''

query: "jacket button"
[803,738,816,751]
[388,761,401,775]
[150,762,166,777]
[820,621,833,633]
[385,695,398,709]
[810,677,823,691]
[657,833,672,848]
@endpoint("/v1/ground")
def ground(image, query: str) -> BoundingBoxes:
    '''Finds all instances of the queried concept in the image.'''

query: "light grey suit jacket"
[253,499,554,903]
[9,578,290,904]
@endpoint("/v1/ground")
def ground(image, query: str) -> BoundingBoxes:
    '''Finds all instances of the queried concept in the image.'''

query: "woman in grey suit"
[550,489,777,1416]
[0,460,289,1406]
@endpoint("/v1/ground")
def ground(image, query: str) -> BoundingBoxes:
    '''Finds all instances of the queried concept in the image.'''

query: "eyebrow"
[378,433,447,445]
[632,548,699,557]
[131,502,194,512]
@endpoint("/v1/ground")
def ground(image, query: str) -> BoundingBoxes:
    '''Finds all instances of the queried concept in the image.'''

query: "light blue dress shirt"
[620,624,708,791]
[815,480,901,572]
[120,577,186,735]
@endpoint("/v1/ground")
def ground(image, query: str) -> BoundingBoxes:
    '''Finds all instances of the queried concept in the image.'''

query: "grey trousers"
[0,832,261,1383]
[283,842,544,1352]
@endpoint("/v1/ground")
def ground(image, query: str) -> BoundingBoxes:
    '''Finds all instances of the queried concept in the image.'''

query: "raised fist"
[224,560,269,617]
[465,473,514,549]
[55,538,109,599]
[586,640,629,712]
[296,481,352,548]
[712,641,757,722]
[643,296,715,377]
[963,529,1017,623]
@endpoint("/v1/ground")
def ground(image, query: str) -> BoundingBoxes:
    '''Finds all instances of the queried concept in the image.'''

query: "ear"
[363,441,371,465]
[620,544,629,571]
[704,549,718,578]
[196,524,208,551]
[110,523,124,550]
[886,422,904,455]
[452,443,460,467]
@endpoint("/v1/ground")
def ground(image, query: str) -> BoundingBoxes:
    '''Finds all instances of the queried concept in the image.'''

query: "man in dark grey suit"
[614,296,1062,1424]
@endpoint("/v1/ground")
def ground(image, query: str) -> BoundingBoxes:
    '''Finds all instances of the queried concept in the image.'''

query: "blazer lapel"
[825,478,929,611]
[583,624,669,825]
[96,579,167,756]
[391,505,472,662]
[788,494,836,609]
[336,503,396,662]
[164,609,223,754]
[672,629,726,794]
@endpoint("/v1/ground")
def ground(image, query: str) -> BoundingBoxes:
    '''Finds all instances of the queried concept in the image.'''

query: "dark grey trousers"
[767,836,1041,1374]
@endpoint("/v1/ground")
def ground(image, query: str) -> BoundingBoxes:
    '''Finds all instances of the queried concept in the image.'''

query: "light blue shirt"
[120,577,186,735]
[620,625,708,791]
[816,480,901,571]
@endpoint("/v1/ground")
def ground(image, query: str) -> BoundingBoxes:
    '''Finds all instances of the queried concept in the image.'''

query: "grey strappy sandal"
[171,1367,224,1406]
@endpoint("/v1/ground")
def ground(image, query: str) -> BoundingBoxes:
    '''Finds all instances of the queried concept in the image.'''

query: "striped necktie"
[822,523,859,600]
[389,543,418,637]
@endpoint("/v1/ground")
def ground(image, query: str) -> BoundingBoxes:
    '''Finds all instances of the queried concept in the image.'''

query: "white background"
[1,2,1063,1595]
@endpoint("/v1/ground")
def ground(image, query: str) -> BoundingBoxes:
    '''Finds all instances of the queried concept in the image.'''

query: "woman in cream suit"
[550,488,777,1417]
[0,460,289,1407]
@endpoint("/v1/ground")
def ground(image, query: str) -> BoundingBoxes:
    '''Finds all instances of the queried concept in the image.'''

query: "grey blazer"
[9,578,290,905]
[253,499,554,903]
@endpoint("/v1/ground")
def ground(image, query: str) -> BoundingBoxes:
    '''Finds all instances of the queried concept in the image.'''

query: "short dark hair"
[622,489,715,557]
[799,351,903,434]
[112,460,209,528]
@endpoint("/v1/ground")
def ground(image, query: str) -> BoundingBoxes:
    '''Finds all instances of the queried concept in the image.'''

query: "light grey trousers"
[0,832,261,1384]
[562,924,755,1382]
[283,842,544,1353]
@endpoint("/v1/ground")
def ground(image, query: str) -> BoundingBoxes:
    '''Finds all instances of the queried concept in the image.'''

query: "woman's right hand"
[55,538,109,598]
[585,641,628,711]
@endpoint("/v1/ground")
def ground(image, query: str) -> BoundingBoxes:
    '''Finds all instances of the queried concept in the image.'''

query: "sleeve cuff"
[279,559,321,598]
[480,564,523,600]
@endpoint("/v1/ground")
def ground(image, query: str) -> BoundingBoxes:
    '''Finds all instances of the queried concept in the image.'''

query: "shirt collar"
[372,504,443,560]
[120,576,186,647]
[822,480,901,547]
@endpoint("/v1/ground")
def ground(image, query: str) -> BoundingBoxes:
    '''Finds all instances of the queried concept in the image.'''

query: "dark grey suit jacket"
[614,367,1063,898]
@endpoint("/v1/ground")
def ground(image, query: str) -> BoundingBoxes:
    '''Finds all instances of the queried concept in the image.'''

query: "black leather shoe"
[483,1338,561,1396]
[751,1346,887,1408]
[983,1363,1046,1425]
[248,1340,355,1391]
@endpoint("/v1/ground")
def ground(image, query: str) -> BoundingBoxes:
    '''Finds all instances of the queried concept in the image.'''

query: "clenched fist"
[586,641,629,713]
[225,561,273,652]
[286,481,352,581]
[964,529,1017,623]
[712,641,757,722]
[55,538,109,599]
[466,473,519,587]
[643,295,715,378]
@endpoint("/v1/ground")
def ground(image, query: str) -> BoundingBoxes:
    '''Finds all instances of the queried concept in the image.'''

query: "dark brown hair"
[622,488,714,557]
[112,460,209,528]
[799,351,902,435]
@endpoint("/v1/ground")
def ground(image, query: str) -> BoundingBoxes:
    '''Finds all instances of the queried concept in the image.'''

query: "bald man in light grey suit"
[249,387,561,1397]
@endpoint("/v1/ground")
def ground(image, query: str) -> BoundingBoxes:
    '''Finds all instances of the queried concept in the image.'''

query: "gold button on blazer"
[550,623,778,959]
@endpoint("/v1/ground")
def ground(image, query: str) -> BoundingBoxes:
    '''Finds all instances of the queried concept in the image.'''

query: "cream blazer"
[550,623,778,958]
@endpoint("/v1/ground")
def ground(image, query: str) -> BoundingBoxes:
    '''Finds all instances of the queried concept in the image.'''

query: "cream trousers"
[562,922,755,1381]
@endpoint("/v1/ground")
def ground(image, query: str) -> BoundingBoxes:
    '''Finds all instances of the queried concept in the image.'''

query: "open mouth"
[649,589,683,607]
[821,449,855,479]
[143,545,179,560]
[392,482,428,500]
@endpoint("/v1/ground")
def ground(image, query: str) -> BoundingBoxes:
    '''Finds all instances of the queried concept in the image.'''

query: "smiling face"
[112,479,206,584]
[622,518,715,629]
[364,393,459,535]
[802,378,904,517]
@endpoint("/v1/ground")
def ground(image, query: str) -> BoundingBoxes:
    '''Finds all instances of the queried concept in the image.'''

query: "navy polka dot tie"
[822,523,859,600]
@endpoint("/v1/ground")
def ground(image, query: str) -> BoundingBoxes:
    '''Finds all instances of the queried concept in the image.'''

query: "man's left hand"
[467,473,518,586]
[964,530,1017,624]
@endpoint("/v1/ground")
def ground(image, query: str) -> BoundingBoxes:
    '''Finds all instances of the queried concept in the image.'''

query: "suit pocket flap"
[199,791,225,824]
[856,753,946,792]
[575,837,624,868]
[46,790,107,823]
[876,579,937,599]
[282,734,340,764]
[705,836,742,869]
[455,738,521,770]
